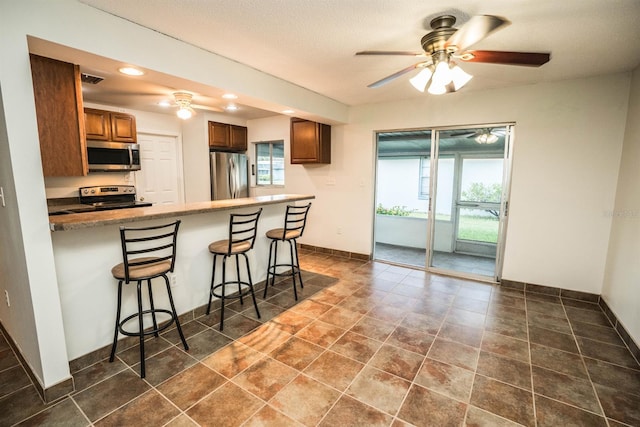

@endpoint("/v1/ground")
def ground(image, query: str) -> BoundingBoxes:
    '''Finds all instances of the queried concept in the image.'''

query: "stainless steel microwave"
[87,140,141,172]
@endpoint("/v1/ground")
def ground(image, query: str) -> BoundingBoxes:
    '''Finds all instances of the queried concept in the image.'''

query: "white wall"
[337,74,629,294]
[0,0,347,389]
[602,66,640,345]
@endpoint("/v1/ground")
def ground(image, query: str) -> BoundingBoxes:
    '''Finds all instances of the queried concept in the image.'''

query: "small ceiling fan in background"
[356,14,551,94]
[447,127,506,144]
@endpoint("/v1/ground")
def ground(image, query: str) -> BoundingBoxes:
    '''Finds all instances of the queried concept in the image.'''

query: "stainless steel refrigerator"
[210,151,249,200]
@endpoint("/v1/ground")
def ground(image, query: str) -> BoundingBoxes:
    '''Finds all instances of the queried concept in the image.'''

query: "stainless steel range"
[79,185,152,211]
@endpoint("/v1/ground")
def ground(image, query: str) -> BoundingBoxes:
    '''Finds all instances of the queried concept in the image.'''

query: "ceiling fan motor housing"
[421,15,459,65]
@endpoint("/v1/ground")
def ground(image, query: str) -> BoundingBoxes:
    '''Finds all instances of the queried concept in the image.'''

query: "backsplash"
[44,172,135,199]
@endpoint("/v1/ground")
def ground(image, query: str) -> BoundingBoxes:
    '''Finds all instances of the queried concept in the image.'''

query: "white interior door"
[135,133,183,205]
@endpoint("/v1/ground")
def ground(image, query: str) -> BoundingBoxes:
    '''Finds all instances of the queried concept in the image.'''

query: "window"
[255,141,284,185]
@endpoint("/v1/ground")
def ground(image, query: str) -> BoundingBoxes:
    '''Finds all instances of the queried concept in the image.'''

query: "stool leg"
[219,255,228,331]
[136,280,146,379]
[271,240,279,289]
[236,254,244,305]
[110,280,124,362]
[288,240,298,300]
[264,239,276,298]
[163,274,189,351]
[147,279,159,337]
[207,254,218,315]
[243,253,261,319]
[292,239,304,289]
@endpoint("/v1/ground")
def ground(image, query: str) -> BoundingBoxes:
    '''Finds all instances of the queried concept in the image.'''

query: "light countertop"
[49,194,315,231]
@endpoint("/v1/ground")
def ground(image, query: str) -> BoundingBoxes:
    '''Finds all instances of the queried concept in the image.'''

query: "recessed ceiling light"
[222,93,238,99]
[282,109,295,114]
[118,67,144,76]
[225,104,239,111]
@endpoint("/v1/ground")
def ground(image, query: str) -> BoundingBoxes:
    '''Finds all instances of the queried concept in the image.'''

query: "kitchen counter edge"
[49,194,315,232]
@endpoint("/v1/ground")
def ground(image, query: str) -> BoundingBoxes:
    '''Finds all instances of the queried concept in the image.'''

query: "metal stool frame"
[206,209,262,330]
[109,220,188,378]
[263,203,312,300]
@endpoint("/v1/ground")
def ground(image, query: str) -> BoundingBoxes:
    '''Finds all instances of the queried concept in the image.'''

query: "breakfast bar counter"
[49,194,315,231]
[50,194,314,361]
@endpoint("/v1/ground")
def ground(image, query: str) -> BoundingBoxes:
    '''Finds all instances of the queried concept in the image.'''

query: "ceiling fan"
[447,127,506,144]
[356,14,550,94]
[167,92,225,119]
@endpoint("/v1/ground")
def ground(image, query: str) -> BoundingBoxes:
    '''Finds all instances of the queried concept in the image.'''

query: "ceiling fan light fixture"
[176,106,193,120]
[450,65,473,90]
[475,131,498,144]
[173,92,194,119]
[409,67,433,92]
[427,81,447,95]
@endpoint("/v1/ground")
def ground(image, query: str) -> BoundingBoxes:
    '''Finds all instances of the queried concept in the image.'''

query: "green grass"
[407,212,499,243]
[458,215,499,243]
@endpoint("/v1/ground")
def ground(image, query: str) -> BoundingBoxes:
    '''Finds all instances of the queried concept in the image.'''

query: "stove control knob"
[82,189,88,195]
[90,189,95,194]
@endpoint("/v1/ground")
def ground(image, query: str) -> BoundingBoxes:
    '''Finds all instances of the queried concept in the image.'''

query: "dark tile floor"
[1,250,639,426]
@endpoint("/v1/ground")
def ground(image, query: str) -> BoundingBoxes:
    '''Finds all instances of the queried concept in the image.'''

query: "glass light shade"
[427,81,447,95]
[409,68,433,92]
[431,61,452,87]
[177,106,192,120]
[475,133,499,144]
[451,65,473,90]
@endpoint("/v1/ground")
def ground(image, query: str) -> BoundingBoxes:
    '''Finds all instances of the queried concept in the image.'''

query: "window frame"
[254,140,285,186]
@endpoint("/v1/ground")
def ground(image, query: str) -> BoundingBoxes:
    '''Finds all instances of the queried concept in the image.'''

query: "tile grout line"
[560,298,611,427]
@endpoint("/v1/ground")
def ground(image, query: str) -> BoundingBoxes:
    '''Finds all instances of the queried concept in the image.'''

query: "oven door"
[87,141,141,172]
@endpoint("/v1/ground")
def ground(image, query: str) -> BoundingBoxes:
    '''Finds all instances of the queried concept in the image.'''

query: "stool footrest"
[118,309,175,337]
[267,264,300,278]
[211,281,256,300]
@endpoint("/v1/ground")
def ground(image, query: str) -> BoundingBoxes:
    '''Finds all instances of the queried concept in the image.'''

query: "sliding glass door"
[374,125,513,282]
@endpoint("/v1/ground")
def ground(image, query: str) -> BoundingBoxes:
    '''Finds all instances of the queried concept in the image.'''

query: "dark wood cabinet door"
[84,108,110,140]
[290,118,331,164]
[229,125,248,151]
[208,121,230,149]
[110,112,137,142]
[30,54,87,176]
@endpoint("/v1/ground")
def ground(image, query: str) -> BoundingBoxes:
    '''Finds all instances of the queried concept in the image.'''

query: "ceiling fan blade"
[445,15,511,52]
[367,63,424,88]
[458,50,550,66]
[356,50,425,56]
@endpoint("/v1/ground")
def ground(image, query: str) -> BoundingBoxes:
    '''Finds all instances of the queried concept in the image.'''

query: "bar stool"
[263,203,312,300]
[109,220,188,379]
[206,209,262,330]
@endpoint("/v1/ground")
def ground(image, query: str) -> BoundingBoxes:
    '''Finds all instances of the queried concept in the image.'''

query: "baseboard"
[598,297,640,365]
[501,278,639,365]
[0,322,74,404]
[298,243,370,261]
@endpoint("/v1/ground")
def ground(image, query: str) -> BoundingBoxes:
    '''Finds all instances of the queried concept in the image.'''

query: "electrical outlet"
[4,290,10,307]
[169,273,178,287]
[337,227,342,235]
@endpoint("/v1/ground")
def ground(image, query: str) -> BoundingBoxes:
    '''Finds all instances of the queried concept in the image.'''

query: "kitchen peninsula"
[50,194,314,361]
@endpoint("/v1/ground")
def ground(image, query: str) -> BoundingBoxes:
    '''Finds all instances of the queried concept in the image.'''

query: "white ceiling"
[40,0,640,119]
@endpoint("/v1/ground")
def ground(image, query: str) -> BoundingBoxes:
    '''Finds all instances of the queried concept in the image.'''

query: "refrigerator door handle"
[229,157,236,198]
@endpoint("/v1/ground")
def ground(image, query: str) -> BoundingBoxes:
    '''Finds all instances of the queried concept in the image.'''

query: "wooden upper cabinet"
[208,121,230,149]
[229,125,248,151]
[84,108,137,143]
[110,112,137,142]
[29,54,88,177]
[84,108,110,140]
[209,121,247,151]
[290,118,331,164]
